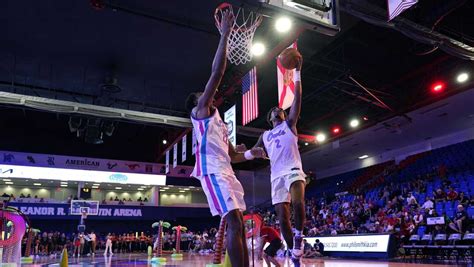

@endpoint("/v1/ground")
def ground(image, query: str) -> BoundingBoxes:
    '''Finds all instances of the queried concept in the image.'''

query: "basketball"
[279,48,301,70]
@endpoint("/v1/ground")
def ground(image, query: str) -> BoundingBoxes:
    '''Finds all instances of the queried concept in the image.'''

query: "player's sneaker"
[292,235,304,258]
[291,256,301,267]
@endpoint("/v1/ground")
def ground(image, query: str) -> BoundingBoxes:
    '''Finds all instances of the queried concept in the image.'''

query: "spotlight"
[315,133,326,143]
[358,155,369,159]
[363,116,369,121]
[162,140,167,145]
[431,82,445,93]
[332,127,340,134]
[251,43,265,56]
[350,119,360,128]
[456,72,469,83]
[304,142,309,146]
[275,17,292,32]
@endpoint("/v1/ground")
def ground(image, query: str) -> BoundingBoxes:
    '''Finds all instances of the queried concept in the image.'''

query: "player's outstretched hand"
[219,10,234,36]
[235,144,247,153]
[251,147,267,159]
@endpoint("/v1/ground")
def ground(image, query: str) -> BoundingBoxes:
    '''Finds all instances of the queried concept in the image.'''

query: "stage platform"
[21,252,468,267]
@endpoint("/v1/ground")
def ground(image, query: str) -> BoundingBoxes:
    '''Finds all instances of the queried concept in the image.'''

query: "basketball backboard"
[259,0,340,36]
[70,200,99,216]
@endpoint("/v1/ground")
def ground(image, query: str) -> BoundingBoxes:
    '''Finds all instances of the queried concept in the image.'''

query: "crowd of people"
[21,227,221,257]
[260,174,473,247]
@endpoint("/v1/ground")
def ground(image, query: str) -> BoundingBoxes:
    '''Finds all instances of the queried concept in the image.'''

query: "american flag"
[387,0,417,21]
[242,67,259,125]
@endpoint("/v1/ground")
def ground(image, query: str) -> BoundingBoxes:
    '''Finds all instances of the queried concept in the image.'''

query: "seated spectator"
[137,197,143,202]
[469,195,474,206]
[313,239,324,257]
[26,194,31,198]
[114,196,119,201]
[408,199,419,210]
[458,192,469,206]
[433,189,446,202]
[421,197,434,210]
[101,199,107,205]
[34,195,38,199]
[448,205,468,233]
[109,197,113,201]
[413,210,423,227]
[303,239,316,258]
[39,198,45,203]
[20,193,25,198]
[447,187,458,201]
[144,197,148,202]
[9,194,15,201]
[118,200,124,205]
[127,198,132,202]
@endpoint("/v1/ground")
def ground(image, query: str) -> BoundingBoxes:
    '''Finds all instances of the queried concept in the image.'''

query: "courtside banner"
[8,203,211,220]
[224,105,236,147]
[305,234,390,252]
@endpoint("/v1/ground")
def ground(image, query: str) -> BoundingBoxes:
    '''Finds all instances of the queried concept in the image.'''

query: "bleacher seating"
[305,139,474,262]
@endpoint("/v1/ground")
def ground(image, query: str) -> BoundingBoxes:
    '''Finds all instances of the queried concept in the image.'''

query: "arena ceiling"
[0,0,473,171]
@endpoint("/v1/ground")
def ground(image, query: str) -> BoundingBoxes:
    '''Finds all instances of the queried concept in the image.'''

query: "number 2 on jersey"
[275,139,282,148]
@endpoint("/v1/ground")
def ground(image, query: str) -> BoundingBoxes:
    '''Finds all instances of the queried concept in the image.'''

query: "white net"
[215,3,262,65]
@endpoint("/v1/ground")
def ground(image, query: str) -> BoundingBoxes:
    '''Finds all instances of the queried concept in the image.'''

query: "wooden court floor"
[22,252,470,267]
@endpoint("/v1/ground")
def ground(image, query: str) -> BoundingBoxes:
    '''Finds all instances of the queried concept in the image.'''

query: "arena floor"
[21,253,469,267]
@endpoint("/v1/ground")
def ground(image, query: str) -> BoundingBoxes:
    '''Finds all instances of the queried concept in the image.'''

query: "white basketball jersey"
[263,121,304,180]
[191,108,234,178]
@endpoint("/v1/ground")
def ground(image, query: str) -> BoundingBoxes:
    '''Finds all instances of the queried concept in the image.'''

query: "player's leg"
[240,215,249,267]
[290,180,305,231]
[283,172,306,261]
[272,177,293,251]
[225,209,246,267]
[275,203,293,250]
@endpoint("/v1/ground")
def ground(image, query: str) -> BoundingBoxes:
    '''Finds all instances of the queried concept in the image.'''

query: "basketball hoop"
[215,2,262,65]
[81,210,88,220]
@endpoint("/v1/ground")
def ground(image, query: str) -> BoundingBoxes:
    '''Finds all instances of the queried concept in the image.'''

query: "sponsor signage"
[0,164,166,186]
[8,203,211,220]
[1,150,159,174]
[427,216,445,225]
[305,234,390,253]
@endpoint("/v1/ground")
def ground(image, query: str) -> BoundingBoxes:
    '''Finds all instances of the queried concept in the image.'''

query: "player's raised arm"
[229,142,266,163]
[195,11,234,117]
[287,56,303,129]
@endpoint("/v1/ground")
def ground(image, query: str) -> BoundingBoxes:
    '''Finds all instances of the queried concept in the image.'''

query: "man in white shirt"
[421,197,434,210]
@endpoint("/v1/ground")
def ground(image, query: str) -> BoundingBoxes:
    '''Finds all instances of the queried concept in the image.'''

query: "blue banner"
[9,203,211,221]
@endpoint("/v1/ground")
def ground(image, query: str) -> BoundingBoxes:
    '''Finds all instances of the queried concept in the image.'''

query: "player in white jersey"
[252,55,305,265]
[185,10,265,267]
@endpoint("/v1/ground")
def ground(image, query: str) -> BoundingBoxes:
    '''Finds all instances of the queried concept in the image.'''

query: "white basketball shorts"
[198,174,246,217]
[271,171,306,205]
